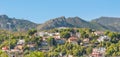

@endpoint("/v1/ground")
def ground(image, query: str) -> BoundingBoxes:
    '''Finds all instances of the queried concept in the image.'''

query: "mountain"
[0,15,37,31]
[1,15,120,32]
[91,17,120,32]
[38,16,120,32]
[38,16,105,30]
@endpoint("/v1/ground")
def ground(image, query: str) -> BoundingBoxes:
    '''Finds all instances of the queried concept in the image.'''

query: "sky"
[0,0,120,23]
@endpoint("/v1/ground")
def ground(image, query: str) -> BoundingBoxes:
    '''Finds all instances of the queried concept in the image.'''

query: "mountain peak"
[91,16,120,32]
[0,15,37,31]
[0,15,8,19]
[54,16,66,20]
[58,16,66,19]
[38,16,92,30]
[99,16,120,19]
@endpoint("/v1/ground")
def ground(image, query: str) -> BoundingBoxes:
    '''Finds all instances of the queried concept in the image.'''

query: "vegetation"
[0,24,120,57]
[1,14,120,57]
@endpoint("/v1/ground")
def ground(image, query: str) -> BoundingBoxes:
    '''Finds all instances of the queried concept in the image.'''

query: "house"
[27,42,36,51]
[38,47,49,52]
[54,33,60,36]
[48,33,54,36]
[2,46,8,51]
[91,47,106,57]
[68,36,78,44]
[76,32,81,38]
[38,41,49,52]
[94,31,104,36]
[55,38,65,45]
[41,41,48,46]
[91,48,102,57]
[14,39,25,51]
[38,32,49,37]
[27,42,36,47]
[98,47,106,53]
[17,39,25,45]
[53,33,60,39]
[83,38,89,43]
[14,44,24,50]
[57,27,69,29]
[97,36,110,42]
[10,49,20,52]
[63,54,73,57]
[54,35,60,39]
[9,49,23,57]
[82,38,90,46]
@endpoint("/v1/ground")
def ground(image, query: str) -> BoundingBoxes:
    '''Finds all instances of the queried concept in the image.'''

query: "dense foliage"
[0,28,120,57]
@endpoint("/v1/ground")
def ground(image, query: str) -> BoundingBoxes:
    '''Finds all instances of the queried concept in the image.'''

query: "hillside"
[1,15,120,32]
[0,15,37,31]
[38,16,105,30]
[38,16,120,32]
[92,17,120,32]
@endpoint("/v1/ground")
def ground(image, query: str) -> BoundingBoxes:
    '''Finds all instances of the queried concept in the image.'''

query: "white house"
[17,39,25,45]
[38,32,49,37]
[97,36,110,42]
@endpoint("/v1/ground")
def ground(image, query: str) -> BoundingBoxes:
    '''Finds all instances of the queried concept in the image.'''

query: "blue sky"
[0,0,120,23]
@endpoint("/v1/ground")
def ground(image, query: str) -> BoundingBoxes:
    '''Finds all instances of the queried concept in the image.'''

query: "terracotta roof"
[68,36,78,41]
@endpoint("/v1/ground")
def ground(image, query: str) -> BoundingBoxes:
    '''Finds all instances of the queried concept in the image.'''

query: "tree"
[86,47,92,55]
[105,44,120,56]
[80,31,89,38]
[48,52,59,57]
[72,46,85,56]
[60,31,70,39]
[47,37,56,46]
[104,30,110,35]
[0,50,8,57]
[10,39,17,49]
[24,51,44,57]
[28,29,37,36]
[106,41,111,47]
[108,32,118,43]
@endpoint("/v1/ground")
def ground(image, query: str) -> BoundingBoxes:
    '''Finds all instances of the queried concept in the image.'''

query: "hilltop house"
[83,38,90,43]
[38,32,49,37]
[82,38,90,46]
[17,39,25,45]
[53,33,60,39]
[27,42,36,51]
[97,36,110,42]
[94,31,104,36]
[14,39,25,50]
[41,41,48,46]
[2,46,8,51]
[91,47,106,57]
[55,38,65,45]
[68,36,78,44]
[63,54,73,57]
[91,48,102,57]
[14,44,24,50]
[76,32,81,38]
